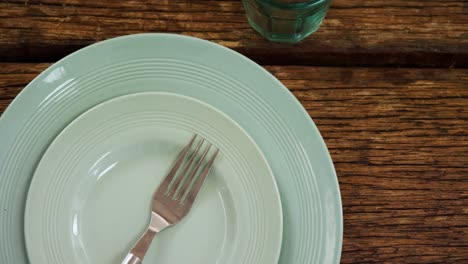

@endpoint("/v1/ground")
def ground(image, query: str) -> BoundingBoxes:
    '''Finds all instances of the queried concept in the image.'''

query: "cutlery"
[122,135,219,264]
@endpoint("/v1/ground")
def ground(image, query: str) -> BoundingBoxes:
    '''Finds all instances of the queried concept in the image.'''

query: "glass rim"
[253,0,331,9]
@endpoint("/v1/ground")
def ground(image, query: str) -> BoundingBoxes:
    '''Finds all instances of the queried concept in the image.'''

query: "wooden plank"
[269,66,468,263]
[0,0,467,67]
[0,63,50,111]
[1,63,467,263]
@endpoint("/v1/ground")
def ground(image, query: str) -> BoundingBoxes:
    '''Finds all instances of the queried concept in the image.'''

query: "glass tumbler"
[242,0,332,43]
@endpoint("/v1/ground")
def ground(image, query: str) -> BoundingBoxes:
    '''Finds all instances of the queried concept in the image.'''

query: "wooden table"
[1,1,467,263]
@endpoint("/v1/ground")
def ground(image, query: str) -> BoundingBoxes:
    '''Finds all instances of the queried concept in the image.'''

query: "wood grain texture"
[269,66,468,263]
[0,0,467,67]
[1,63,467,263]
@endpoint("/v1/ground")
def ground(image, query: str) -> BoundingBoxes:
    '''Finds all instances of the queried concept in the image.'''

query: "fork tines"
[161,135,219,204]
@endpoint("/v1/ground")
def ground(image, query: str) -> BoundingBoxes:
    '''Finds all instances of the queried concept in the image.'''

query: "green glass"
[242,0,332,43]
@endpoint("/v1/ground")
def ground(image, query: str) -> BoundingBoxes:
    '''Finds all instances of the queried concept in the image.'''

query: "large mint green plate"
[0,33,342,263]
[24,92,282,264]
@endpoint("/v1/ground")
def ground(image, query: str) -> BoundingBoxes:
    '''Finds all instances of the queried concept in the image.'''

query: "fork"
[122,135,219,264]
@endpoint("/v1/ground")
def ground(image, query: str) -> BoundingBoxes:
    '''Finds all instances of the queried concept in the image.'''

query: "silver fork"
[122,135,219,264]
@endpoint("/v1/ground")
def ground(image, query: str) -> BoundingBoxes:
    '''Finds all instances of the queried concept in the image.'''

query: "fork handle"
[122,253,141,264]
[122,229,158,264]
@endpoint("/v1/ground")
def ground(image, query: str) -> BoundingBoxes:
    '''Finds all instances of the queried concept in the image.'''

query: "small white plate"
[24,92,282,264]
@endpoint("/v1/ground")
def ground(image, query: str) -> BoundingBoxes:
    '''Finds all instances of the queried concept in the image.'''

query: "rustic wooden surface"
[1,64,467,263]
[0,0,467,67]
[1,0,468,263]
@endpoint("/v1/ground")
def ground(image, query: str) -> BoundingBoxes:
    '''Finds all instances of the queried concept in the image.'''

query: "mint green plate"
[0,33,342,263]
[25,92,282,264]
